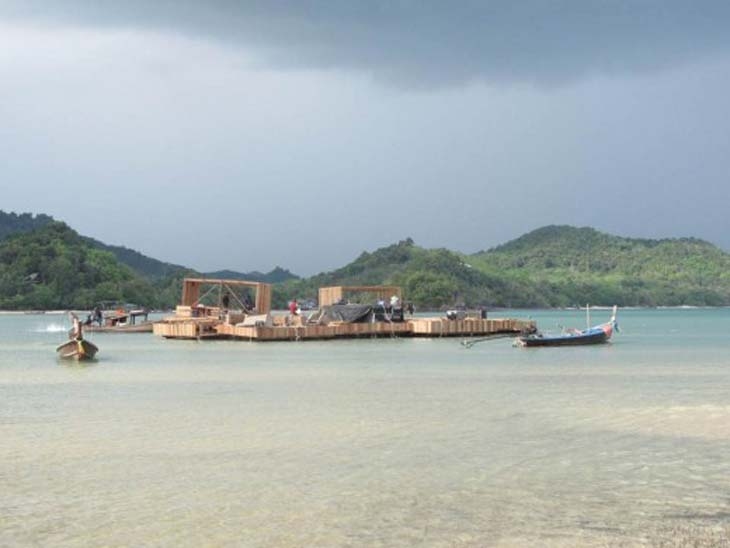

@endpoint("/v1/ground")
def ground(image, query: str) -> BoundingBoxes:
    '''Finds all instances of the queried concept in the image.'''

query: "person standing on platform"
[93,306,103,326]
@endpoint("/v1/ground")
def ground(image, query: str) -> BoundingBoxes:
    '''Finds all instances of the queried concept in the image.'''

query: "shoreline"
[0,310,67,315]
[2,305,729,316]
[0,309,172,316]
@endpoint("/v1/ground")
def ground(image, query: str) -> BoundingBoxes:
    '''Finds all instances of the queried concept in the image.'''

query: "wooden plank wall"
[318,286,403,306]
[153,321,199,339]
[152,318,222,339]
[318,287,343,307]
[255,283,272,314]
[409,318,534,336]
[218,321,411,341]
[181,280,200,307]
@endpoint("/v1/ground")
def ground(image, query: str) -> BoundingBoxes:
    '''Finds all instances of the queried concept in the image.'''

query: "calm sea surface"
[1,309,729,547]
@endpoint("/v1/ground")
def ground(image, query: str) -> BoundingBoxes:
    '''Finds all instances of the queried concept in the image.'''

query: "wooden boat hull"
[516,329,610,347]
[56,339,99,360]
[516,318,616,348]
[84,322,153,333]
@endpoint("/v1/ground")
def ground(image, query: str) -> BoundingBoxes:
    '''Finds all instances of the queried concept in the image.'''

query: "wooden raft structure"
[153,278,272,339]
[153,278,536,341]
[216,316,534,341]
[154,281,535,341]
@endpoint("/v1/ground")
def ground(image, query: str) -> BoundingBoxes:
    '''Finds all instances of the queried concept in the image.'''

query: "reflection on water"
[1,309,730,546]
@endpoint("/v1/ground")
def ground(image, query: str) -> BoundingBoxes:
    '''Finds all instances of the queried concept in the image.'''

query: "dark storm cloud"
[2,1,730,273]
[4,0,730,87]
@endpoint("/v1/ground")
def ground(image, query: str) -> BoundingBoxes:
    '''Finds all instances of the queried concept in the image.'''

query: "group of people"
[377,295,415,315]
[83,307,104,327]
[289,296,416,316]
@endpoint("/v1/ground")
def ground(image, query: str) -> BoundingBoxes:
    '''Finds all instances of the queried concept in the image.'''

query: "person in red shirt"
[289,299,298,315]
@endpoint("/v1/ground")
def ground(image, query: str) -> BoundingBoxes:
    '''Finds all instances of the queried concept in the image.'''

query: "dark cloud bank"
[5,0,730,87]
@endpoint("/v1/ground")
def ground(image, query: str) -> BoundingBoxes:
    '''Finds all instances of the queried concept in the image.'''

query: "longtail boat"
[57,312,99,360]
[515,306,618,348]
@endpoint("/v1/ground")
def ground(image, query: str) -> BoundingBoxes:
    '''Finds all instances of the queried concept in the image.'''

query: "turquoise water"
[1,309,729,547]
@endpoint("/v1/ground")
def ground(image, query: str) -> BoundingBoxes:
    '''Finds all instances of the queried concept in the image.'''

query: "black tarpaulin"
[319,304,373,324]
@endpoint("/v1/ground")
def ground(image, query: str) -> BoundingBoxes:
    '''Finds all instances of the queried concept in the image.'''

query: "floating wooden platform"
[153,316,535,341]
[153,279,536,342]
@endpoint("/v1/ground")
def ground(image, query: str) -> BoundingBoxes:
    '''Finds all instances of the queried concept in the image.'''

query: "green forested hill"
[1,210,189,281]
[82,236,188,280]
[469,225,730,307]
[274,238,535,309]
[0,211,54,241]
[1,209,297,286]
[277,227,730,308]
[0,211,300,310]
[2,215,729,309]
[0,222,161,309]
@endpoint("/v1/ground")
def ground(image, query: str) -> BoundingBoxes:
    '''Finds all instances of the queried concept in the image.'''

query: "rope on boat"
[460,333,514,348]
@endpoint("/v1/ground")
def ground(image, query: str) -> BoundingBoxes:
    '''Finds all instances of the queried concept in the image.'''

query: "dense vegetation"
[469,226,730,307]
[273,238,534,309]
[0,210,300,310]
[0,211,54,241]
[2,210,729,310]
[275,227,730,309]
[83,236,187,280]
[1,210,185,282]
[0,222,162,309]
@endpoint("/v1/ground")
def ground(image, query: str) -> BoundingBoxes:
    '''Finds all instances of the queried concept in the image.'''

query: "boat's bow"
[56,338,99,360]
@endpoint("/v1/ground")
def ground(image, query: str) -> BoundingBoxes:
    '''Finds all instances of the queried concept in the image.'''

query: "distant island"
[2,210,729,310]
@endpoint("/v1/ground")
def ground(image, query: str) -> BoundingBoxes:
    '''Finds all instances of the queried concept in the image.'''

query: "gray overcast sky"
[1,1,729,275]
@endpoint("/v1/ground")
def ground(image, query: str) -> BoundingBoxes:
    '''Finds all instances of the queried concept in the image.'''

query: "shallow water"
[2,309,730,546]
